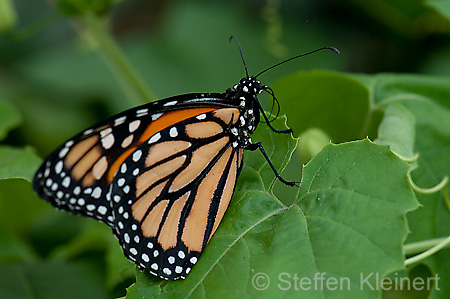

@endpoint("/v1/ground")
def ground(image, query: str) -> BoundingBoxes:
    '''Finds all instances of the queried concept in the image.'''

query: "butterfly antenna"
[230,35,250,78]
[255,46,340,78]
[263,87,281,123]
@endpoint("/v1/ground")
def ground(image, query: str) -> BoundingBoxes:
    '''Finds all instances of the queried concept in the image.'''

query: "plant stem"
[404,236,450,266]
[82,11,155,106]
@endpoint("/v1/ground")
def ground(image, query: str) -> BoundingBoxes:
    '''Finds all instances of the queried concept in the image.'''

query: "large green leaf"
[127,119,417,298]
[298,140,417,298]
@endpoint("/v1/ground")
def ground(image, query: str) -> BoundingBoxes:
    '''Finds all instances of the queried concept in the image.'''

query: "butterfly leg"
[247,142,297,187]
[254,96,293,134]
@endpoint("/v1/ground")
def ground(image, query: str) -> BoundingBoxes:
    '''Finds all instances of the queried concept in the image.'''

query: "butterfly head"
[233,77,266,96]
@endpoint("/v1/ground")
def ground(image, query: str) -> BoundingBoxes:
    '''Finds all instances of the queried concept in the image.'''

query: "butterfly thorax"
[225,76,263,149]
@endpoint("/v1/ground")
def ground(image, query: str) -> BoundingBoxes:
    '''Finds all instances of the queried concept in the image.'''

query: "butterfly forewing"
[110,108,244,280]
[33,94,223,226]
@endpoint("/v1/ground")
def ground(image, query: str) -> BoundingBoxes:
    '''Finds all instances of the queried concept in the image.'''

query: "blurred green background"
[1,0,450,298]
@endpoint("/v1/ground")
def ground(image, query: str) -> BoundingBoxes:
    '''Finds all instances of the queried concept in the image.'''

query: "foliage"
[1,0,450,298]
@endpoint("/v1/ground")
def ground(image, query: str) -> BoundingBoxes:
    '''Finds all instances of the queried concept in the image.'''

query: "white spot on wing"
[92,187,102,199]
[148,133,161,144]
[132,150,142,162]
[55,161,63,174]
[62,177,71,188]
[124,233,130,243]
[118,178,125,187]
[58,147,69,158]
[122,133,134,148]
[151,113,163,121]
[73,186,81,195]
[136,108,148,116]
[114,116,127,126]
[101,134,115,149]
[169,127,178,137]
[129,120,141,133]
[83,128,94,135]
[98,206,107,215]
[123,186,130,194]
[163,100,177,106]
[100,128,112,138]
[142,253,150,262]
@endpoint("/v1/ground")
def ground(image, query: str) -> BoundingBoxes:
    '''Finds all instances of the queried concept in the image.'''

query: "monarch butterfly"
[33,39,338,280]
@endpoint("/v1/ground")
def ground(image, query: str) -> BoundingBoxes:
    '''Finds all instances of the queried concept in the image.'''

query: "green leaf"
[376,103,416,161]
[127,129,417,297]
[0,262,108,299]
[0,146,42,181]
[347,73,450,298]
[127,116,297,297]
[0,101,21,141]
[298,140,418,298]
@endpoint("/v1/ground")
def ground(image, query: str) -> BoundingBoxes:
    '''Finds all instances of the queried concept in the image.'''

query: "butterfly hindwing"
[110,107,244,279]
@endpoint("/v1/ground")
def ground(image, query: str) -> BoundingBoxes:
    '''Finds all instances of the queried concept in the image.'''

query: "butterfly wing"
[33,94,245,280]
[110,107,244,280]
